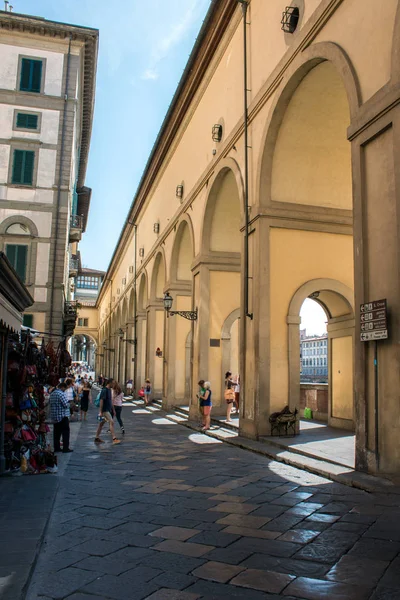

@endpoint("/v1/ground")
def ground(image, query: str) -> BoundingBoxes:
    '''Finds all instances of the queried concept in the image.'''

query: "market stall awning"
[0,252,33,333]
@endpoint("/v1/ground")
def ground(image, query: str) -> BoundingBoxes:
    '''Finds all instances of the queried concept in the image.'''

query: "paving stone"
[294,542,349,563]
[305,513,340,524]
[185,579,269,599]
[77,555,138,576]
[144,590,201,600]
[192,561,245,583]
[251,505,287,519]
[66,595,111,600]
[138,550,206,574]
[379,556,400,588]
[263,514,305,532]
[209,502,258,514]
[149,526,200,541]
[33,567,102,599]
[224,537,299,558]
[107,546,154,563]
[221,525,280,540]
[153,539,214,557]
[182,510,221,523]
[36,550,89,573]
[74,538,128,556]
[325,555,389,585]
[204,545,255,565]
[370,585,400,600]
[209,494,248,503]
[119,565,164,584]
[151,571,197,590]
[216,514,270,529]
[231,568,295,594]
[82,574,159,600]
[347,538,400,561]
[278,529,320,544]
[282,576,373,599]
[189,530,241,547]
[241,554,330,578]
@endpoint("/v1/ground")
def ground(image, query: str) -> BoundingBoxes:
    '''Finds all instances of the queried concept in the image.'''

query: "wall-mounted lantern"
[176,184,184,199]
[117,288,121,295]
[156,347,163,358]
[212,124,223,142]
[153,222,160,234]
[281,6,300,33]
[163,292,198,321]
[118,327,136,345]
[122,277,126,285]
[139,247,144,257]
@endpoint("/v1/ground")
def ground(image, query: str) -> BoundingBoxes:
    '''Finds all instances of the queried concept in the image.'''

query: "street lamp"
[118,327,136,345]
[163,292,197,321]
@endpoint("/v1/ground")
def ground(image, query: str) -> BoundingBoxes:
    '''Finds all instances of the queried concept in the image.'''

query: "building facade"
[95,0,400,476]
[71,267,104,366]
[0,9,98,337]
[301,334,328,382]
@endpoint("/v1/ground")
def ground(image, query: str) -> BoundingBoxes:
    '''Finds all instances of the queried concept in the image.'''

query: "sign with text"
[360,299,388,341]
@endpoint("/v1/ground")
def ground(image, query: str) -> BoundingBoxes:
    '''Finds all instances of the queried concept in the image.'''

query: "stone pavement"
[21,401,400,600]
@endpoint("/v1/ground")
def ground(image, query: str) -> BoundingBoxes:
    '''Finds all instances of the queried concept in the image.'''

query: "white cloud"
[142,69,159,81]
[141,0,208,81]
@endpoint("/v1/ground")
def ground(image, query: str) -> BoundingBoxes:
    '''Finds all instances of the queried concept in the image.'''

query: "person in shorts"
[199,381,212,431]
[94,379,120,445]
[196,380,205,426]
[143,379,152,405]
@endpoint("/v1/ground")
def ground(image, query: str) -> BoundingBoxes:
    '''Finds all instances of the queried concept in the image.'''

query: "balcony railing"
[69,214,83,242]
[69,255,79,275]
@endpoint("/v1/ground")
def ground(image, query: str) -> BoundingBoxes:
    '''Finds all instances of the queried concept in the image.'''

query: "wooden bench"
[269,406,298,437]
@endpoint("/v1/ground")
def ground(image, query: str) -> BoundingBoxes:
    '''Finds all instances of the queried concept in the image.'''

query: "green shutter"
[19,58,42,93]
[16,113,38,130]
[12,150,24,184]
[23,151,34,185]
[6,245,28,282]
[23,314,33,328]
[31,60,42,93]
[20,58,31,91]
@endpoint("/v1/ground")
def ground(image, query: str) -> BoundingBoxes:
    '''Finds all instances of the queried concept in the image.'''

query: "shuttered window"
[19,58,42,93]
[6,245,28,282]
[12,150,35,185]
[16,113,39,130]
[23,314,33,328]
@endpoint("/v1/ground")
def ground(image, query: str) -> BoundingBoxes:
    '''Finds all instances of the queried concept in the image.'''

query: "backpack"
[94,392,101,407]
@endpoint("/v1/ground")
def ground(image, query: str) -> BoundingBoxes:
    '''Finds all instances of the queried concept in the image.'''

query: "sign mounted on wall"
[360,299,388,341]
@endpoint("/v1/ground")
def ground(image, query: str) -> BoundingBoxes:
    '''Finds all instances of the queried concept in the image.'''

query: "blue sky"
[14,0,211,271]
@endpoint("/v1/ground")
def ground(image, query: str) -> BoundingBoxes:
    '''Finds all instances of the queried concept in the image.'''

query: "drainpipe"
[238,0,253,321]
[49,35,72,335]
[133,225,138,398]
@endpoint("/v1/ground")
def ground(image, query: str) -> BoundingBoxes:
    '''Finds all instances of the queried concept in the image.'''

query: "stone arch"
[257,42,361,208]
[200,158,244,255]
[170,216,195,284]
[288,278,355,430]
[221,308,240,402]
[150,250,167,300]
[138,272,149,311]
[0,215,39,237]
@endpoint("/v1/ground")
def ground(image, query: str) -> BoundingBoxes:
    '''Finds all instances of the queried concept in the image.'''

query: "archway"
[288,279,355,431]
[149,253,166,397]
[221,308,240,406]
[71,333,97,370]
[136,272,148,392]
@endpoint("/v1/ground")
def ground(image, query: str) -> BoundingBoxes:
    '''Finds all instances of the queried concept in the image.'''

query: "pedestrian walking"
[80,379,91,421]
[234,375,240,414]
[199,381,212,431]
[224,371,235,422]
[143,379,152,405]
[196,379,205,426]
[112,381,125,435]
[94,379,121,445]
[50,382,73,453]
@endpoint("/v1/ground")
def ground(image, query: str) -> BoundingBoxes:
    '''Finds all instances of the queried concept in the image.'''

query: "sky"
[13,0,211,271]
[300,299,327,336]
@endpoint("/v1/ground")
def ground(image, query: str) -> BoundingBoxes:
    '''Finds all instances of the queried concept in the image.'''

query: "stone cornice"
[0,10,99,190]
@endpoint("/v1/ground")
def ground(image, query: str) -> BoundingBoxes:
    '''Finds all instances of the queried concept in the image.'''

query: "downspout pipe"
[133,225,138,398]
[49,35,72,335]
[238,0,252,320]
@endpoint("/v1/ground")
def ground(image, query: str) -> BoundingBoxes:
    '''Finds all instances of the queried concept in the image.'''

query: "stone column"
[146,300,164,399]
[190,263,210,420]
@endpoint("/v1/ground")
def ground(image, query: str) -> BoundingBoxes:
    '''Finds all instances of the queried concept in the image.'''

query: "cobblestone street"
[25,403,400,600]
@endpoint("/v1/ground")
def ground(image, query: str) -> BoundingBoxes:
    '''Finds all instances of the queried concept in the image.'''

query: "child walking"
[144,379,152,406]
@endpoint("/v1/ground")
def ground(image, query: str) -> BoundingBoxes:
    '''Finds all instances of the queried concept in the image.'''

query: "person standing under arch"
[224,371,235,422]
[199,382,212,431]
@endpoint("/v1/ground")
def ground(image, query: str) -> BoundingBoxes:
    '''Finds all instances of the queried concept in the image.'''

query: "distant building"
[300,334,328,383]
[74,268,105,307]
[0,9,98,337]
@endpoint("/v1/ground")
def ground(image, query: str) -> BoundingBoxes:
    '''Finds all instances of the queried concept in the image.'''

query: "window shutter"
[12,150,24,184]
[16,113,38,129]
[23,151,34,185]
[20,58,31,91]
[31,60,42,93]
[23,314,33,328]
[6,245,17,267]
[15,245,28,282]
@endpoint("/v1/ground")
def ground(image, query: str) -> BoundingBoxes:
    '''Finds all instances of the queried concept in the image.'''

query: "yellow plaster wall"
[210,171,242,252]
[331,335,353,420]
[315,0,398,103]
[271,62,351,209]
[154,310,164,391]
[230,318,239,378]
[177,226,192,281]
[269,228,354,412]
[174,295,191,397]
[76,306,98,330]
[209,270,240,404]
